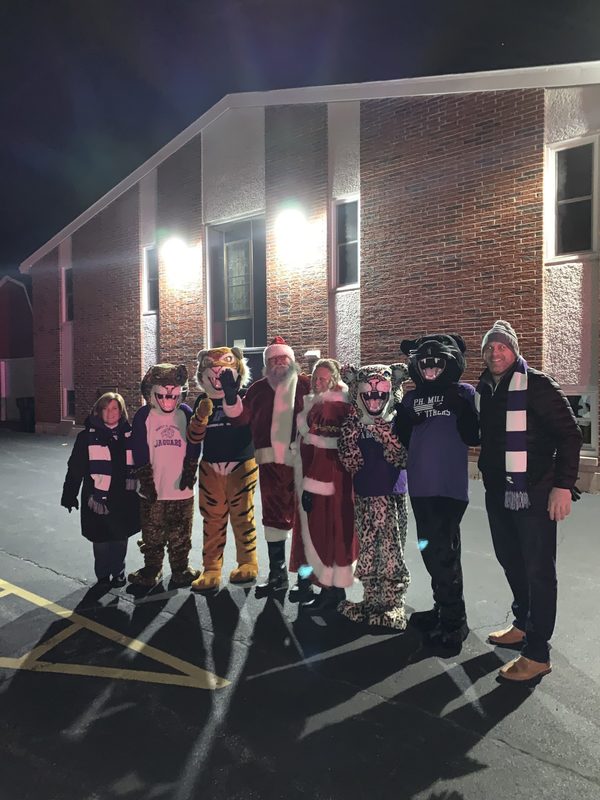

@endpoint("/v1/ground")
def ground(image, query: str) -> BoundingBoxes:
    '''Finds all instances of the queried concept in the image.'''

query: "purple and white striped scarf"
[88,418,135,515]
[476,356,530,510]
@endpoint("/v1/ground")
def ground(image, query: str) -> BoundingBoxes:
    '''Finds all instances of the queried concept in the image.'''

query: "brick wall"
[71,187,142,422]
[156,133,204,398]
[265,104,329,370]
[31,248,61,424]
[360,89,545,382]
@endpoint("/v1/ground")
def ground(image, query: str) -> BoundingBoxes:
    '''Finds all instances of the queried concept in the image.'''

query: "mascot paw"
[196,397,213,421]
[338,600,368,623]
[229,564,259,584]
[127,567,163,587]
[191,570,222,592]
[367,608,408,631]
[170,567,201,586]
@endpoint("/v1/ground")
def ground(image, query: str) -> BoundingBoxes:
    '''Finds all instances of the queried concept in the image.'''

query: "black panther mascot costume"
[396,334,479,649]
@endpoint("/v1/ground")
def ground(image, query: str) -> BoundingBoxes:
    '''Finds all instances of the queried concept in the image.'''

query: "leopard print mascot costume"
[338,362,411,629]
[187,346,259,591]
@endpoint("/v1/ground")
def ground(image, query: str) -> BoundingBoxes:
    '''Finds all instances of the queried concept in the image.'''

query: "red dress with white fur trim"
[291,387,358,587]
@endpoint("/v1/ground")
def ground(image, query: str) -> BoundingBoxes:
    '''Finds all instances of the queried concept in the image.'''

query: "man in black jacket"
[476,320,582,682]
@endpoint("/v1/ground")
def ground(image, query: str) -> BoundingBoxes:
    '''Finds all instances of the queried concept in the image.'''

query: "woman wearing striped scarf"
[476,320,582,683]
[61,392,140,587]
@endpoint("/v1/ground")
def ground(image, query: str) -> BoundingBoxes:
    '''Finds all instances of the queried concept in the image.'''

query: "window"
[64,268,74,321]
[566,393,595,451]
[208,218,266,348]
[65,390,76,419]
[144,246,159,313]
[225,240,252,318]
[556,143,594,255]
[335,200,359,287]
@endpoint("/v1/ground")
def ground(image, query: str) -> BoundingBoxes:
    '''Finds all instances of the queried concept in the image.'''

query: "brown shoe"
[499,655,552,682]
[488,625,526,646]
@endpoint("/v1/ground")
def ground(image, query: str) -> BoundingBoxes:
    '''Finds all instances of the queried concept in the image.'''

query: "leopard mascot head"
[141,363,189,414]
[400,334,466,390]
[195,346,250,400]
[341,362,409,424]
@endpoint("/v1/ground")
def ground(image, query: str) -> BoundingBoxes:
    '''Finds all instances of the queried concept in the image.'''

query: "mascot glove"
[195,397,213,423]
[220,369,241,405]
[179,458,199,491]
[61,495,79,513]
[301,490,314,514]
[136,463,158,503]
[443,385,469,417]
[188,398,213,443]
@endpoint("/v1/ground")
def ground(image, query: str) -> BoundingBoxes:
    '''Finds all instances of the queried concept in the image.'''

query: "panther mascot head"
[195,346,250,400]
[341,362,409,424]
[400,334,466,389]
[141,363,189,414]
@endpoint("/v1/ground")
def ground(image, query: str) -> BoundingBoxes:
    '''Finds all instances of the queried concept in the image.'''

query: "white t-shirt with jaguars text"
[145,409,194,500]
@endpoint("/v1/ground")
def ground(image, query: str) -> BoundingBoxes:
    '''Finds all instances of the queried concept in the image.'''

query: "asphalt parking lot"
[0,430,599,800]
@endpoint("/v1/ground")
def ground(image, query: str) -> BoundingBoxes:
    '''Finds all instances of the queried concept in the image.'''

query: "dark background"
[2,0,599,279]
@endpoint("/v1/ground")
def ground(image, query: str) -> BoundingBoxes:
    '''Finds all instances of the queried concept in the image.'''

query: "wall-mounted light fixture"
[275,207,308,269]
[161,237,201,290]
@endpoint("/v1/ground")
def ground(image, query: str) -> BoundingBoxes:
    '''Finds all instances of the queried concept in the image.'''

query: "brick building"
[0,276,34,426]
[20,62,600,488]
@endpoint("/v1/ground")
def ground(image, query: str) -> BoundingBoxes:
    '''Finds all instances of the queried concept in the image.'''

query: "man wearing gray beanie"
[475,319,582,682]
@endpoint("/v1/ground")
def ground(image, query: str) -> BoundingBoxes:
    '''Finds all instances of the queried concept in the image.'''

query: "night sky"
[2,0,599,279]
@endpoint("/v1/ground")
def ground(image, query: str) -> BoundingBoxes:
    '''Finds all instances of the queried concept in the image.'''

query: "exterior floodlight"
[161,237,200,289]
[275,207,308,268]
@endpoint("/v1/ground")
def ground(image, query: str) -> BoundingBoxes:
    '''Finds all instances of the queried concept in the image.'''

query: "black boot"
[255,541,289,598]
[409,607,439,631]
[288,572,315,604]
[302,586,346,614]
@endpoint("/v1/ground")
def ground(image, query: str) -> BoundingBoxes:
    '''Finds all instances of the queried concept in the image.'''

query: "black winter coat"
[477,365,582,492]
[61,419,141,543]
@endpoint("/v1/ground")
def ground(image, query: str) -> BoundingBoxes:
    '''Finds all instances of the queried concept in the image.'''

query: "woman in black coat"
[61,392,140,586]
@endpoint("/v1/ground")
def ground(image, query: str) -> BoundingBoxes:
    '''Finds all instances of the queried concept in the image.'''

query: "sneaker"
[498,655,551,682]
[488,625,526,647]
[111,572,127,588]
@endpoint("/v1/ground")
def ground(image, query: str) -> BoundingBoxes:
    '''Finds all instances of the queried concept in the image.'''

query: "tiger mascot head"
[400,333,466,389]
[195,346,250,399]
[141,363,189,414]
[341,362,409,425]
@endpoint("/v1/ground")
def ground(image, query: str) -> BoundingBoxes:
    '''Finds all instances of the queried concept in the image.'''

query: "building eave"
[20,60,600,274]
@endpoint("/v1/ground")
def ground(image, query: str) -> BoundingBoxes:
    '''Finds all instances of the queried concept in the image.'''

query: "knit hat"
[481,320,520,356]
[264,335,295,364]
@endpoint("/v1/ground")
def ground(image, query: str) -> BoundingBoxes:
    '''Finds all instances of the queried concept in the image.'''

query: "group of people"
[61,320,582,684]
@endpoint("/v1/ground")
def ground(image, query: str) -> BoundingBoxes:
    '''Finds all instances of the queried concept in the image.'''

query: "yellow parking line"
[0,579,229,690]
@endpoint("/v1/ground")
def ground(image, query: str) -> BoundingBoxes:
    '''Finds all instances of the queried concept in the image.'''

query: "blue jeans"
[485,483,557,663]
[92,540,128,580]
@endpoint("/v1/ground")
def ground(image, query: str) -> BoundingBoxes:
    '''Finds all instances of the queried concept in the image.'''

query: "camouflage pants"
[139,497,194,571]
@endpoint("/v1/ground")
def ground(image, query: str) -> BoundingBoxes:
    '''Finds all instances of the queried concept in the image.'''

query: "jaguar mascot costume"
[396,333,479,649]
[129,363,201,587]
[186,346,259,591]
[338,362,411,629]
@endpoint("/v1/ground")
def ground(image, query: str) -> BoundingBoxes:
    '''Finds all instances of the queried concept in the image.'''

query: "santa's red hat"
[264,335,295,364]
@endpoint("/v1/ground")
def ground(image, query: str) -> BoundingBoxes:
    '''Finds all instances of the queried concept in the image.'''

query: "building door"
[207,217,266,350]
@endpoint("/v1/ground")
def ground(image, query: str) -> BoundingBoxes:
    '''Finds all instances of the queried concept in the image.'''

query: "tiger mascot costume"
[187,346,259,591]
[337,362,411,629]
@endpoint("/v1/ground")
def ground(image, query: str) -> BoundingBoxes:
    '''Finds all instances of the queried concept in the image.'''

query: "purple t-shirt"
[402,382,475,502]
[353,431,404,497]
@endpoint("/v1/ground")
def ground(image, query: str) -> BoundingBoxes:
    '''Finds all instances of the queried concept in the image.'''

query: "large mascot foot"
[191,570,221,592]
[338,599,368,623]
[171,566,201,586]
[367,607,408,631]
[229,563,258,584]
[128,566,163,587]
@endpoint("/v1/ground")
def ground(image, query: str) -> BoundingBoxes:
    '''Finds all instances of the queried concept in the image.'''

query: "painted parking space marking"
[0,579,229,690]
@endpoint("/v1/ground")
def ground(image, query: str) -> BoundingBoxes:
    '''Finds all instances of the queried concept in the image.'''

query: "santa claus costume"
[292,362,358,612]
[221,336,311,594]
